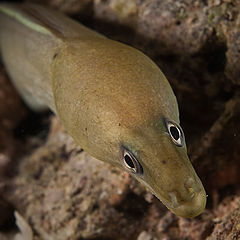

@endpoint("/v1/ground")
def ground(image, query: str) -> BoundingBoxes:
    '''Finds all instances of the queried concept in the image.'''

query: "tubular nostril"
[184,177,201,194]
[169,192,179,208]
[188,187,195,199]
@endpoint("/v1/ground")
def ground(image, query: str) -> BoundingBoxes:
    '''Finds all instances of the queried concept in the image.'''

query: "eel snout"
[168,177,206,218]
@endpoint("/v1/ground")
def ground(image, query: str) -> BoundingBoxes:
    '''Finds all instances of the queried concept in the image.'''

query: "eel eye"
[121,148,143,175]
[166,119,184,147]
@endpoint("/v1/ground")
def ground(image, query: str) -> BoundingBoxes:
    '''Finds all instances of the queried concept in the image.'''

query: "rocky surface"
[0,0,240,239]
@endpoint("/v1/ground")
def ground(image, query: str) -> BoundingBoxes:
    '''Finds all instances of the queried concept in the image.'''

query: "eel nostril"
[169,192,179,208]
[188,187,195,199]
[184,177,201,194]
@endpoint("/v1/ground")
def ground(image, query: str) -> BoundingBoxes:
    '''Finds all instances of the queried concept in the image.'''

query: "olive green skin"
[0,4,206,217]
[52,39,206,217]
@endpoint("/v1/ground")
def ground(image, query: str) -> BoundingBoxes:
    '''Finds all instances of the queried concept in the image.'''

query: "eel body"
[0,4,206,218]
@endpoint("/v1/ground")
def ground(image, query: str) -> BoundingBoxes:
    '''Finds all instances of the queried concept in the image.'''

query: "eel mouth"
[136,176,206,218]
[168,188,207,218]
[166,177,207,218]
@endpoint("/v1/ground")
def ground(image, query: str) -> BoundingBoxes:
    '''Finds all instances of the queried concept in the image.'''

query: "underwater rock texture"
[0,0,240,239]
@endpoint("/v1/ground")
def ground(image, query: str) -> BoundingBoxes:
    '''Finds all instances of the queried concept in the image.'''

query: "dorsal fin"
[0,4,104,40]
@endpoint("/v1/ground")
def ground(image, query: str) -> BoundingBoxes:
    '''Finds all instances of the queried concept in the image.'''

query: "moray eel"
[0,3,206,218]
